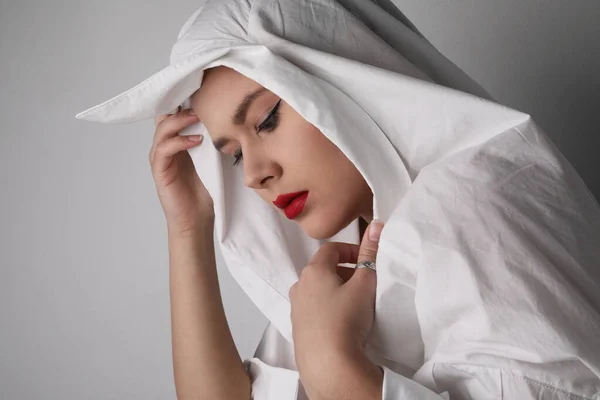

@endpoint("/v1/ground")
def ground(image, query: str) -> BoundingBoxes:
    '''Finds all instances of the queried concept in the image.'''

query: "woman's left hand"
[289,221,384,400]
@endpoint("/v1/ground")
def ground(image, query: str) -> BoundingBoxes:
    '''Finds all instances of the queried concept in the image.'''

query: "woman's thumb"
[357,220,383,265]
[345,219,383,293]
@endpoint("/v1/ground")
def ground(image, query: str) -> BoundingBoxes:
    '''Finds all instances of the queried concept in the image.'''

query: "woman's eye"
[232,99,281,166]
[257,99,282,133]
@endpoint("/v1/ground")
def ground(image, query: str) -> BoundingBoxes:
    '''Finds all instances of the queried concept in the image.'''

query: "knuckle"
[155,142,171,160]
[317,242,330,253]
[155,116,168,130]
[300,264,316,279]
[359,247,378,261]
[154,113,171,127]
[288,282,297,297]
[299,266,310,279]
[157,120,172,135]
[154,141,165,155]
[320,241,337,253]
[158,116,178,133]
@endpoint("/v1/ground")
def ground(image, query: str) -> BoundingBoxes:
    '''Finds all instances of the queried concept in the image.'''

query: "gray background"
[1,0,598,398]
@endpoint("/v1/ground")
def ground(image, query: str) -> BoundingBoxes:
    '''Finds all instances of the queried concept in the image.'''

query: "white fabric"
[75,0,600,398]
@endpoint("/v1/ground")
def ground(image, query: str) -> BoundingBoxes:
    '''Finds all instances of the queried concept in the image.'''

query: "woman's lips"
[283,192,309,219]
[273,191,309,219]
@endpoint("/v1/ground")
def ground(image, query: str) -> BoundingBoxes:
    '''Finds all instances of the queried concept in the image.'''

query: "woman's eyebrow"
[232,87,268,125]
[213,87,269,152]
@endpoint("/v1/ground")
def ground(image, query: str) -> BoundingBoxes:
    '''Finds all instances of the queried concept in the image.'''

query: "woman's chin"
[298,214,349,240]
[303,228,331,241]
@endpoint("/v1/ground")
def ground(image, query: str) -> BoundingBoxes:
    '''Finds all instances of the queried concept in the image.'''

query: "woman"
[76,0,600,399]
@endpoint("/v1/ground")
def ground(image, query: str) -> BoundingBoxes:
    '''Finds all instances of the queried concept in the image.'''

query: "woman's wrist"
[331,348,384,400]
[167,218,215,239]
[167,220,216,267]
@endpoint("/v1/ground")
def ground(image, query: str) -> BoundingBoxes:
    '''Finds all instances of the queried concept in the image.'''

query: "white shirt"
[73,1,600,397]
[241,120,600,399]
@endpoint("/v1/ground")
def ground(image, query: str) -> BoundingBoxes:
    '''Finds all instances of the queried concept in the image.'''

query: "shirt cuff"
[243,357,300,400]
[381,365,450,399]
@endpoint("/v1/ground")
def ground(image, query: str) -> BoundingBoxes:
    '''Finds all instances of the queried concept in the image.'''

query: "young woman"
[76,0,600,399]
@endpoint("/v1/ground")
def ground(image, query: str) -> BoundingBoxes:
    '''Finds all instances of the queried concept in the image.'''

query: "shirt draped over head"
[76,0,600,398]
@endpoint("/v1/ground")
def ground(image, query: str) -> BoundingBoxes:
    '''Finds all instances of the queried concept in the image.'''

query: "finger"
[349,220,384,282]
[151,134,204,174]
[154,105,182,127]
[345,219,384,291]
[356,220,384,265]
[309,242,360,268]
[150,107,199,163]
[155,108,199,141]
[154,113,170,127]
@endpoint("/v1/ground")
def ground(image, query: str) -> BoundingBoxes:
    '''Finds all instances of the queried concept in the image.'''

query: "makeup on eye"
[233,99,282,166]
[256,99,282,133]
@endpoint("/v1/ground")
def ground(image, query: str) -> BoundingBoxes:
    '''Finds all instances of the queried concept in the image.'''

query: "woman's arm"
[169,222,251,400]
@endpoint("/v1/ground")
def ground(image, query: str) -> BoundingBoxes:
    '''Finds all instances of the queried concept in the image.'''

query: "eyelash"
[233,99,282,166]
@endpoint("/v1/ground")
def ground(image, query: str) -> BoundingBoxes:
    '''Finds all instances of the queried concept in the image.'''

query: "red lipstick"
[273,191,309,219]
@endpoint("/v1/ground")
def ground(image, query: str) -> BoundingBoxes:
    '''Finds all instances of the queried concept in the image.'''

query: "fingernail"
[188,135,203,142]
[368,220,384,242]
[187,108,196,116]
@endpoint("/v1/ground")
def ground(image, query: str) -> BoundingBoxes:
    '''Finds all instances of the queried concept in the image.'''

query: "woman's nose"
[242,144,280,189]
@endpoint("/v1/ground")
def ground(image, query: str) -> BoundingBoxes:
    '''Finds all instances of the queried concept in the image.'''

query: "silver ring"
[355,260,376,272]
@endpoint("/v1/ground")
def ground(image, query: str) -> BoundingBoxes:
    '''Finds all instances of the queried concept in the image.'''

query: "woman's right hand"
[150,106,214,235]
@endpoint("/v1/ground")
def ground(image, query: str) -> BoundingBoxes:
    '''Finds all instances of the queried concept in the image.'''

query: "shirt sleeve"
[242,357,300,400]
[381,365,449,399]
[381,362,597,399]
[374,128,600,399]
[242,322,305,399]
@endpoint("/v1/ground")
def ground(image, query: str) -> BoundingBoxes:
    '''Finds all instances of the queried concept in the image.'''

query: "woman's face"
[190,66,373,239]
